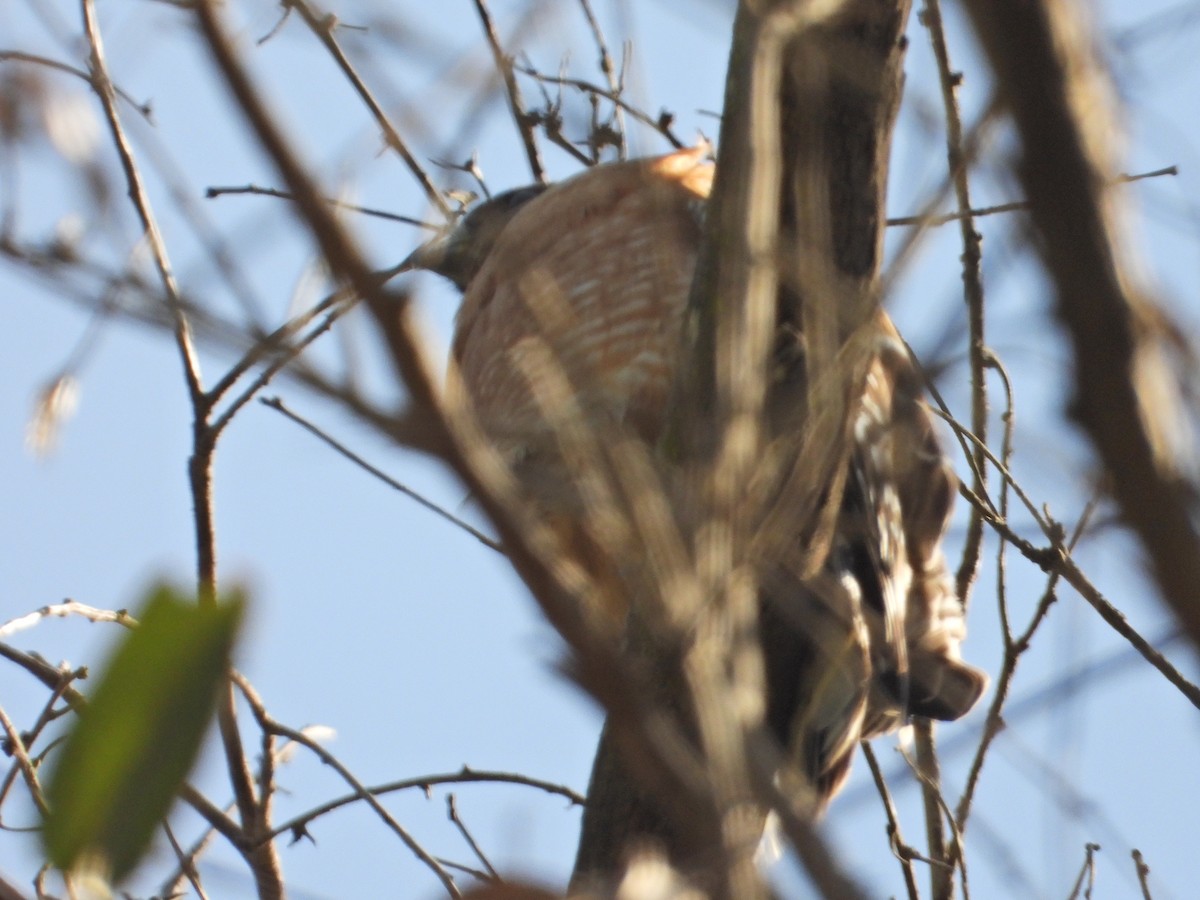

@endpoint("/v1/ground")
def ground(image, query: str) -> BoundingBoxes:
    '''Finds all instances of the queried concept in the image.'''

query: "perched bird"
[406,146,986,811]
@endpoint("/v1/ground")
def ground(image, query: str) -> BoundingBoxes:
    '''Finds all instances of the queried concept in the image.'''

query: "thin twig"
[1065,843,1100,900]
[158,796,233,900]
[955,489,1200,713]
[231,673,462,898]
[434,858,494,882]
[901,739,977,899]
[989,353,1017,646]
[911,720,951,900]
[884,167,1178,226]
[0,599,135,639]
[1057,552,1200,709]
[162,820,209,900]
[446,794,500,881]
[470,0,546,182]
[0,705,48,817]
[429,152,492,200]
[886,199,1028,227]
[230,676,278,837]
[953,500,1088,838]
[162,703,328,900]
[539,113,595,165]
[80,0,201,405]
[0,672,77,811]
[206,183,438,229]
[932,393,1168,756]
[267,766,583,842]
[210,300,354,438]
[903,345,995,520]
[0,49,152,117]
[280,0,449,216]
[861,742,920,900]
[922,0,990,613]
[176,784,248,853]
[123,113,273,331]
[0,645,89,714]
[206,285,351,408]
[1132,849,1153,900]
[514,63,683,148]
[574,0,626,158]
[930,406,1049,533]
[261,396,504,553]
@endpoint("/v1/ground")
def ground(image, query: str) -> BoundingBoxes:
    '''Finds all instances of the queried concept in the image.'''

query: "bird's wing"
[449,148,713,463]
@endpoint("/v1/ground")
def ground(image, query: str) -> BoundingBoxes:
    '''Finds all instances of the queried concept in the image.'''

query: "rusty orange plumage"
[406,146,985,807]
[447,147,712,458]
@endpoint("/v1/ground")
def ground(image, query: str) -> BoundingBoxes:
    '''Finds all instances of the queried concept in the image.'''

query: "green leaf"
[43,583,245,882]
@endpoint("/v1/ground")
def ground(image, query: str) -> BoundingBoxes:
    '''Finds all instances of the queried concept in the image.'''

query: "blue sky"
[3,1,1200,897]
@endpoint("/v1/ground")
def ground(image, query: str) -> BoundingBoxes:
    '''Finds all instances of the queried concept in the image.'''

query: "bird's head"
[401,185,547,291]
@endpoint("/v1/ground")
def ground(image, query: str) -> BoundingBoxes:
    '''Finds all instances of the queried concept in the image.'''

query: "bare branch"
[1132,849,1154,900]
[446,794,500,882]
[0,705,49,818]
[0,49,152,117]
[261,396,503,553]
[80,0,202,405]
[884,166,1178,227]
[231,673,462,898]
[206,183,438,229]
[912,720,951,900]
[861,742,920,900]
[470,0,546,183]
[1065,843,1100,900]
[267,767,581,843]
[921,0,989,613]
[959,0,1200,650]
[513,62,684,149]
[574,0,626,158]
[278,0,450,217]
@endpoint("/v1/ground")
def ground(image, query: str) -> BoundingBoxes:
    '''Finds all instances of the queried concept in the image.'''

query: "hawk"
[406,146,986,811]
